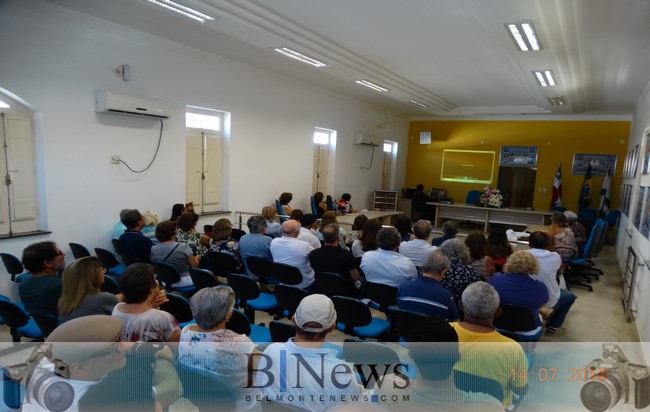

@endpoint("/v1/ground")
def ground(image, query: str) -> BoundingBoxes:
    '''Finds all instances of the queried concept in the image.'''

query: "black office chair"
[175,363,236,412]
[189,268,219,290]
[151,261,197,295]
[120,254,143,266]
[30,312,61,338]
[246,256,277,286]
[228,273,278,324]
[364,281,398,318]
[492,304,540,342]
[274,284,307,319]
[226,308,270,343]
[159,293,195,327]
[0,300,44,342]
[269,320,296,342]
[68,242,91,260]
[314,271,349,297]
[0,253,30,283]
[207,251,238,279]
[390,309,430,342]
[203,224,213,235]
[94,248,126,277]
[332,295,391,339]
[231,228,246,241]
[111,238,122,255]
[271,263,302,285]
[100,275,121,295]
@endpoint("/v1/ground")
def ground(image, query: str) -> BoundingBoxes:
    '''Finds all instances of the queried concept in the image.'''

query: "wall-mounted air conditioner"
[354,132,381,146]
[95,90,171,119]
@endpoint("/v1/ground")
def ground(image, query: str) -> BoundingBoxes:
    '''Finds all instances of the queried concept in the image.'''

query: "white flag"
[599,167,611,216]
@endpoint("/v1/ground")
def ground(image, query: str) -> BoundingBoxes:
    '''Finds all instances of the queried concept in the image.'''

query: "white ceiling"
[45,0,650,118]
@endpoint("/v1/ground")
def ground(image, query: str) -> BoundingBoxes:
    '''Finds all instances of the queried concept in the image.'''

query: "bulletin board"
[499,146,538,167]
[571,153,617,176]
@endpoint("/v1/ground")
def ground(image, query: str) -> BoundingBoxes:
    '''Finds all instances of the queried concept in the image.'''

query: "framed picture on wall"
[571,153,617,176]
[644,133,650,175]
[632,145,640,178]
[499,146,538,167]
[633,186,645,230]
[642,188,650,238]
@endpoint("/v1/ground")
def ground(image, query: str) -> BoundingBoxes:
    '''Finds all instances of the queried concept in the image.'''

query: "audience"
[19,241,64,316]
[262,205,282,238]
[298,213,321,249]
[255,294,360,411]
[150,220,198,288]
[279,192,294,215]
[178,286,261,410]
[486,226,513,270]
[399,219,437,268]
[397,250,459,321]
[58,256,120,322]
[270,220,316,290]
[316,211,348,249]
[360,227,417,288]
[336,192,356,213]
[118,209,153,263]
[438,239,482,301]
[451,282,529,408]
[176,212,209,259]
[210,218,244,273]
[309,223,362,294]
[431,220,459,247]
[313,191,327,217]
[351,219,382,258]
[548,212,579,260]
[488,250,548,338]
[140,209,158,243]
[528,231,576,336]
[465,231,496,280]
[346,213,368,246]
[393,214,413,242]
[169,203,185,221]
[112,263,180,342]
[239,215,273,280]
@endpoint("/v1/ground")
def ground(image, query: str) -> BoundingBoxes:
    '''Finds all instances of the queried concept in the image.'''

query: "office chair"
[465,190,482,205]
[93,248,126,277]
[227,273,278,324]
[226,308,271,343]
[189,268,220,290]
[314,271,349,297]
[0,253,30,283]
[159,293,195,328]
[151,261,197,295]
[68,242,91,260]
[332,295,391,339]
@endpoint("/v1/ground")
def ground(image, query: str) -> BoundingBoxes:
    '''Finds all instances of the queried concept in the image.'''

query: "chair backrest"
[0,300,30,341]
[0,253,26,281]
[310,196,318,215]
[207,252,237,278]
[231,228,246,241]
[343,339,401,367]
[111,238,122,255]
[593,219,609,256]
[228,273,261,303]
[121,254,143,266]
[390,309,430,340]
[332,296,372,329]
[225,308,251,336]
[364,282,398,313]
[465,190,482,204]
[578,208,598,221]
[274,285,307,318]
[100,276,121,295]
[176,363,236,412]
[492,304,536,333]
[152,261,181,290]
[246,257,275,283]
[453,370,504,403]
[68,243,91,259]
[189,268,219,290]
[159,293,193,324]
[271,263,302,285]
[581,220,604,260]
[275,199,284,216]
[314,272,349,297]
[31,312,60,337]
[269,320,296,342]
[94,248,120,269]
[606,210,621,228]
[203,224,213,235]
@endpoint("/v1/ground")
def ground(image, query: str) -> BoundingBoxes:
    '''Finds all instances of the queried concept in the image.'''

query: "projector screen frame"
[440,149,496,184]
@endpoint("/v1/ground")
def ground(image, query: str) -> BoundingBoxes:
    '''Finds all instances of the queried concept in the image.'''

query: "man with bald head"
[270,219,316,290]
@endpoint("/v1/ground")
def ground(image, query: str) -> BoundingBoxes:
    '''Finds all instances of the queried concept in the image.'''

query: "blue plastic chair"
[0,253,30,283]
[332,295,391,339]
[152,261,197,295]
[226,308,271,343]
[310,196,318,215]
[94,248,126,277]
[228,273,278,324]
[0,300,44,342]
[465,190,482,205]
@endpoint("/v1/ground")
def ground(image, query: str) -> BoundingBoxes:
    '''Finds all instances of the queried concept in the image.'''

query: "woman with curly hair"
[438,239,482,301]
[279,192,294,215]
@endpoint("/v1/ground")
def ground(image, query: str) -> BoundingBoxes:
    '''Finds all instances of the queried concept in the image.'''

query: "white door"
[312,144,330,194]
[185,130,203,209]
[185,130,222,213]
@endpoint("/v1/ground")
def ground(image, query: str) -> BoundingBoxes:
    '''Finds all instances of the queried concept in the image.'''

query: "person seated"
[254,294,361,411]
[209,218,244,273]
[309,224,362,294]
[313,191,327,218]
[140,209,158,243]
[488,250,548,338]
[270,220,316,290]
[19,241,64,316]
[239,215,273,280]
[176,212,209,259]
[451,282,529,409]
[315,211,348,249]
[169,203,185,221]
[336,192,356,213]
[112,263,180,342]
[438,239,482,302]
[431,220,458,247]
[360,227,417,288]
[564,210,587,250]
[178,286,261,410]
[351,219,382,258]
[118,209,153,263]
[150,220,199,288]
[58,256,121,322]
[298,213,321,249]
[465,231,496,281]
[411,183,435,220]
[112,209,129,240]
[262,205,282,238]
[346,213,368,246]
[487,226,513,270]
[397,250,459,321]
[547,212,579,260]
[279,192,294,215]
[394,214,413,242]
[399,219,437,268]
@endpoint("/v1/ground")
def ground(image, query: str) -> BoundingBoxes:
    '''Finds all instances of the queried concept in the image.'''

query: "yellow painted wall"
[406,120,630,212]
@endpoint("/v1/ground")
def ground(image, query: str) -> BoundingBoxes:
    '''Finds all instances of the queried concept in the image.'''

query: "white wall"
[0,0,409,298]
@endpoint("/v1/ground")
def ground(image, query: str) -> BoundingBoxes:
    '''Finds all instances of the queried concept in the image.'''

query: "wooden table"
[336,210,405,229]
[428,202,553,232]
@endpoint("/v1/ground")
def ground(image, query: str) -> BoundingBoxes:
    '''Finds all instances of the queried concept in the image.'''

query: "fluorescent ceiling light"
[409,99,427,108]
[147,0,215,23]
[533,70,556,87]
[547,96,567,106]
[506,21,541,51]
[273,47,329,68]
[0,100,9,109]
[355,80,389,92]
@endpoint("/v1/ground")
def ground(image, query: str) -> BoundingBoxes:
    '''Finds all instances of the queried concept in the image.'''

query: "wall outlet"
[110,155,121,164]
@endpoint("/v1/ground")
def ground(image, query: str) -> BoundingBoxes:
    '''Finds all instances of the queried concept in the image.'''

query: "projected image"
[441,150,495,184]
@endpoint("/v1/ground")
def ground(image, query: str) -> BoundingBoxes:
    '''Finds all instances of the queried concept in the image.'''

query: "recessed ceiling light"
[273,47,329,68]
[355,80,389,92]
[0,100,9,109]
[506,20,541,51]
[547,96,567,106]
[533,70,556,87]
[147,0,216,23]
[409,99,427,108]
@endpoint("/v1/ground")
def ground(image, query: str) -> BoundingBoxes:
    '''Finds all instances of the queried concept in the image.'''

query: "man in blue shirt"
[397,250,459,321]
[19,241,65,316]
[239,215,273,280]
[118,209,152,263]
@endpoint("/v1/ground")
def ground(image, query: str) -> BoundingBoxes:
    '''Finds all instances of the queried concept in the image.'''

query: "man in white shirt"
[399,219,437,267]
[528,231,576,336]
[297,214,321,249]
[271,220,316,290]
[361,227,418,288]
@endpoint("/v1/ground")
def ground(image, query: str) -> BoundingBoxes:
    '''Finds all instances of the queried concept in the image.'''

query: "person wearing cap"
[360,227,418,288]
[254,294,361,411]
[19,241,65,316]
[309,224,362,294]
[239,215,273,281]
[270,220,315,290]
[297,213,321,250]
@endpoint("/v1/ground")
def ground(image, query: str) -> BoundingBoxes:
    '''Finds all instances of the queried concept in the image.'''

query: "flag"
[599,167,612,216]
[578,163,592,209]
[550,163,562,209]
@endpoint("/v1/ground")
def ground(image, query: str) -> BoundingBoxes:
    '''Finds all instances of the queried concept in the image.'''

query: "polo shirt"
[360,249,417,288]
[399,239,437,267]
[308,245,356,280]
[118,230,153,263]
[488,273,549,328]
[18,274,62,316]
[270,236,315,289]
[397,275,459,320]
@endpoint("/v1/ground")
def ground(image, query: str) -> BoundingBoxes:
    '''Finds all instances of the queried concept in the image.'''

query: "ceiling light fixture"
[147,0,215,23]
[409,99,427,108]
[506,20,541,51]
[0,100,9,109]
[273,47,329,68]
[355,80,389,92]
[547,96,567,106]
[533,70,556,87]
